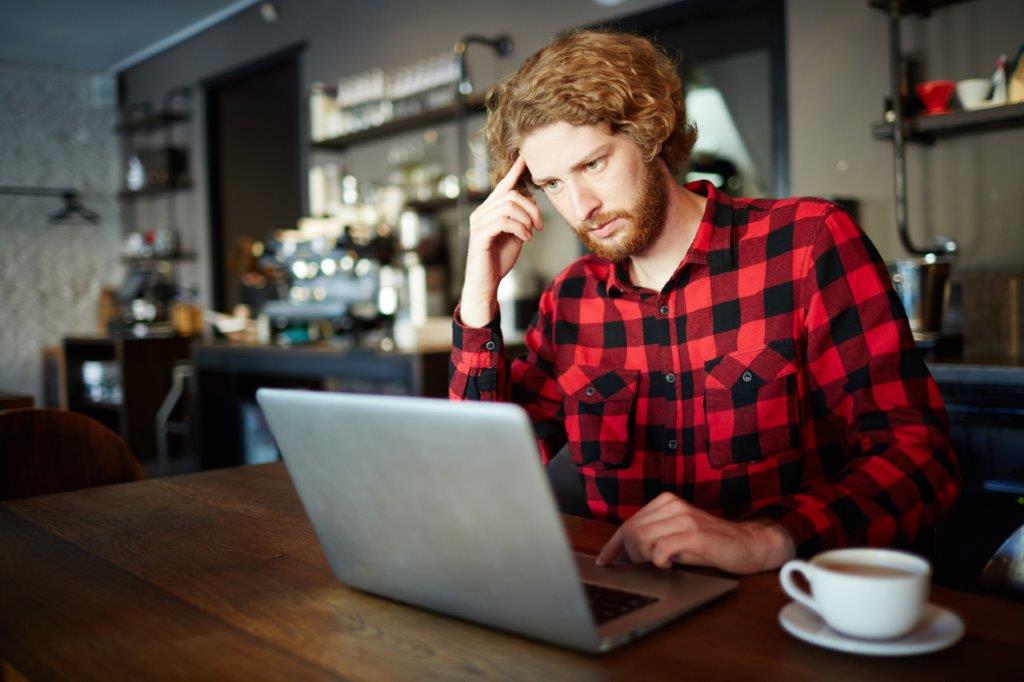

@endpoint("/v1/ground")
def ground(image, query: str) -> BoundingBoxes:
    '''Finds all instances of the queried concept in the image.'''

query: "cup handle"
[779,560,819,615]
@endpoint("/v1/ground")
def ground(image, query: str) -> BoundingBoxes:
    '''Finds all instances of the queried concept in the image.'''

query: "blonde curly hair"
[483,29,697,190]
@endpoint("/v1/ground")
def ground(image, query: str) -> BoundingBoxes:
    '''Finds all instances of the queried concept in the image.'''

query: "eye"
[584,157,606,172]
[544,179,562,192]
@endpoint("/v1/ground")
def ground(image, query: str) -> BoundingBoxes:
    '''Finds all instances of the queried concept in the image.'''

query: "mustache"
[575,210,634,233]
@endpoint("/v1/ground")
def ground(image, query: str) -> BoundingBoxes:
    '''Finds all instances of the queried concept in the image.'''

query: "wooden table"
[2,464,1022,680]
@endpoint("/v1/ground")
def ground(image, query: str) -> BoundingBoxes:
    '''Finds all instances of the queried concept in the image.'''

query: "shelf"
[404,190,490,212]
[872,102,1024,142]
[119,182,193,199]
[120,251,197,264]
[311,93,487,152]
[867,0,978,17]
[115,111,191,134]
[81,399,124,412]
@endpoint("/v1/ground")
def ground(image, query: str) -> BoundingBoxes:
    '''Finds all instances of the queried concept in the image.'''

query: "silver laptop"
[257,388,737,652]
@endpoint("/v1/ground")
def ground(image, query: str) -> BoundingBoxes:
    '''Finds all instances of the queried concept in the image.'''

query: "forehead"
[519,122,622,178]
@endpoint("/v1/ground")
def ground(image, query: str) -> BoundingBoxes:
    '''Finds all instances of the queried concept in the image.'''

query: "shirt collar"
[607,180,736,295]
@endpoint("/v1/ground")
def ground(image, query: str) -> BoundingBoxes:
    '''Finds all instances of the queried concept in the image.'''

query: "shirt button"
[665,373,676,383]
[667,439,678,450]
[659,305,669,315]
[485,341,496,351]
[585,387,596,397]
[742,370,753,383]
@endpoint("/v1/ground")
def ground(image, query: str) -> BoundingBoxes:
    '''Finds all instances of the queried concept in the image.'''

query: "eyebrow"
[530,144,613,186]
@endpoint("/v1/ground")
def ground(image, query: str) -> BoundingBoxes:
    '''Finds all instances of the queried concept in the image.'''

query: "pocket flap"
[558,366,640,402]
[705,340,796,391]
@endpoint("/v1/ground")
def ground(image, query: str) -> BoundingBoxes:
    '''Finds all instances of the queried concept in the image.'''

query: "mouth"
[589,218,620,239]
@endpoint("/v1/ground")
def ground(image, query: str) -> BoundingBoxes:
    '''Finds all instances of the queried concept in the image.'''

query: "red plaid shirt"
[450,180,959,557]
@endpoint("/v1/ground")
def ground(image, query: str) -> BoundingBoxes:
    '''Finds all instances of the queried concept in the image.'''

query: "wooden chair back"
[0,408,142,502]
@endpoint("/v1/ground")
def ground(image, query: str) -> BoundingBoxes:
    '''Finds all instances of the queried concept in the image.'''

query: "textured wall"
[0,62,121,402]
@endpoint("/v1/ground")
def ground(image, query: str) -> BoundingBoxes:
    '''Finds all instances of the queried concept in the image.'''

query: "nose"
[567,180,601,224]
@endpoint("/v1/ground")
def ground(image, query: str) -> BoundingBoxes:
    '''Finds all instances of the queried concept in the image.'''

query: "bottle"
[991,55,1008,106]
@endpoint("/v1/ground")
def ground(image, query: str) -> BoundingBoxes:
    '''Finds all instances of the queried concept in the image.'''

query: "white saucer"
[778,602,965,657]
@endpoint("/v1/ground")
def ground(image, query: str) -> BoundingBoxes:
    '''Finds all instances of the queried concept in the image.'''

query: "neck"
[628,170,707,291]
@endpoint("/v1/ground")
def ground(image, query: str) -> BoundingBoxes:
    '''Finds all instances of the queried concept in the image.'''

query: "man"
[449,30,959,575]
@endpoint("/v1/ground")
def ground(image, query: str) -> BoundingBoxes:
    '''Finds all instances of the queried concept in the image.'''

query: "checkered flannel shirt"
[449,180,960,558]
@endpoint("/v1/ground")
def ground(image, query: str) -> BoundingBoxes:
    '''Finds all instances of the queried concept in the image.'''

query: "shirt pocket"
[704,342,800,469]
[557,365,641,470]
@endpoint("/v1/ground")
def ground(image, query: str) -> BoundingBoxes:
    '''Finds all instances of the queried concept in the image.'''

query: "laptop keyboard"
[583,582,659,625]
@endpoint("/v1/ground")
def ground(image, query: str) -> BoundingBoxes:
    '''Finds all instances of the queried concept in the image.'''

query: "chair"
[976,523,1024,601]
[0,408,142,502]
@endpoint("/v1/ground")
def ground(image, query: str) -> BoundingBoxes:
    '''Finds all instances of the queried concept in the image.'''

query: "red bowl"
[915,80,956,115]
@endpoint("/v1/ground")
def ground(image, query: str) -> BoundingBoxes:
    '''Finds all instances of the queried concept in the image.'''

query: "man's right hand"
[459,156,543,328]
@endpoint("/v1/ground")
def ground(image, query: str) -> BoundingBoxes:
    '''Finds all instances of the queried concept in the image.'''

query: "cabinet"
[63,336,191,467]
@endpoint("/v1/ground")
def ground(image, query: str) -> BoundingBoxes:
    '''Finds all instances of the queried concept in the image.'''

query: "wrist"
[751,520,796,571]
[458,295,498,329]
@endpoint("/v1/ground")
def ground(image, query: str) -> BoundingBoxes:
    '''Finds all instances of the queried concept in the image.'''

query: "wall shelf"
[115,111,190,134]
[311,93,487,152]
[872,102,1024,143]
[404,190,490,213]
[120,252,197,264]
[867,0,977,17]
[118,182,193,199]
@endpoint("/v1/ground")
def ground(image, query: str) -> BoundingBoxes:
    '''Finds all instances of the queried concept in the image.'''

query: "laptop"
[256,388,737,652]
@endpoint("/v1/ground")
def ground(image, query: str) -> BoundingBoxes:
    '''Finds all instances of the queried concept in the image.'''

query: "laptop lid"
[257,388,601,651]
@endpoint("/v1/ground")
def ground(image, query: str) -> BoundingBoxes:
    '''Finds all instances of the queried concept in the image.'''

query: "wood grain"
[2,463,1023,680]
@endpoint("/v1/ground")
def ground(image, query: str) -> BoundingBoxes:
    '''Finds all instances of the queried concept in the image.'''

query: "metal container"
[888,257,953,334]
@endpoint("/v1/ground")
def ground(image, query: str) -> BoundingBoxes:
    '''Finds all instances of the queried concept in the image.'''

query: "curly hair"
[483,29,697,189]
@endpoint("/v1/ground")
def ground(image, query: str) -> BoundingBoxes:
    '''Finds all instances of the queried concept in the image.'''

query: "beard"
[572,160,668,262]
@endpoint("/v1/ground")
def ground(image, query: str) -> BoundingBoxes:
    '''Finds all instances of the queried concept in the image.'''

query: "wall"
[787,0,1024,270]
[0,62,121,402]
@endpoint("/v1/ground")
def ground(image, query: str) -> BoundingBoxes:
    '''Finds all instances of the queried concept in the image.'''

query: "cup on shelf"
[915,80,956,115]
[955,78,992,110]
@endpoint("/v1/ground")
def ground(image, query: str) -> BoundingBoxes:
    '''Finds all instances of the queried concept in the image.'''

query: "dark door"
[205,47,303,312]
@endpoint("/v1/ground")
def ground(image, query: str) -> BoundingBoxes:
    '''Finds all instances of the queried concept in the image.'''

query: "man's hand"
[459,156,543,327]
[595,492,796,574]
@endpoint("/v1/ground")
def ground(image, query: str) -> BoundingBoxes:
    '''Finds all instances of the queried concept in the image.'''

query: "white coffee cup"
[779,548,931,640]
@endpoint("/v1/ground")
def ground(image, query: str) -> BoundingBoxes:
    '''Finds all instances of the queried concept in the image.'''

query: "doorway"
[204,44,305,312]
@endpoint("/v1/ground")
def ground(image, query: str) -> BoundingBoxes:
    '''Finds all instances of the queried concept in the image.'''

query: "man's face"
[519,122,667,262]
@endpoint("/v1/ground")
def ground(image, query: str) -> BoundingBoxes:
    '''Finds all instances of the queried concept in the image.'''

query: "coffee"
[817,561,917,579]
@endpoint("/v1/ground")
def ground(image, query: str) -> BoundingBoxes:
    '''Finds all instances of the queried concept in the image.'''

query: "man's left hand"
[594,492,796,574]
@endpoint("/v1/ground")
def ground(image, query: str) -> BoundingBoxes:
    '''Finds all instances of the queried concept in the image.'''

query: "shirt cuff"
[746,496,844,559]
[452,303,504,366]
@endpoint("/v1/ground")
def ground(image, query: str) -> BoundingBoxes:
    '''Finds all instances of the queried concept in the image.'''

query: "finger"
[650,531,701,569]
[632,515,697,562]
[498,193,543,230]
[596,526,625,566]
[493,217,532,243]
[629,492,688,524]
[494,155,527,193]
[480,201,535,235]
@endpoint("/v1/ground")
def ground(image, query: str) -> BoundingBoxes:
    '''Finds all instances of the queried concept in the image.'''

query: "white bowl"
[956,78,991,110]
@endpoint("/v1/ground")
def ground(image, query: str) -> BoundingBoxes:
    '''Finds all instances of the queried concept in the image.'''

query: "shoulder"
[543,254,613,301]
[729,195,867,262]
